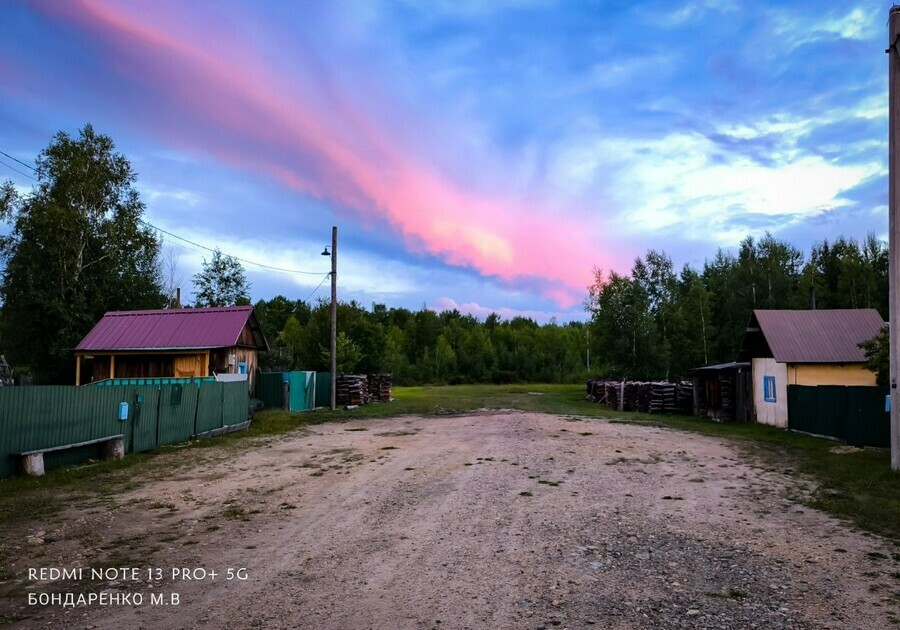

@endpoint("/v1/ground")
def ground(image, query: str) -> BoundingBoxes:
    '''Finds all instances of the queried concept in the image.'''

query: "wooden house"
[75,306,269,394]
[736,309,883,428]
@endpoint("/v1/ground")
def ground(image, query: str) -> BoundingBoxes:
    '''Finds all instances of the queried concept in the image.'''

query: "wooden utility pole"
[888,6,900,470]
[330,226,337,411]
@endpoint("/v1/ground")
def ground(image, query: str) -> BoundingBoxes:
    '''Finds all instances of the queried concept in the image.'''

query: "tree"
[160,243,184,307]
[320,331,362,373]
[0,125,164,383]
[193,248,250,307]
[859,325,889,387]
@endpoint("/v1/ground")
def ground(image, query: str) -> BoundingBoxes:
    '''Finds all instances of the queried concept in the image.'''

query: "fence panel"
[222,381,249,426]
[787,385,889,448]
[156,383,201,447]
[1,380,249,477]
[852,387,891,448]
[257,372,285,411]
[315,372,331,409]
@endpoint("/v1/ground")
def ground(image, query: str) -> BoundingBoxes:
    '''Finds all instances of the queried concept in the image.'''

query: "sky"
[0,0,892,323]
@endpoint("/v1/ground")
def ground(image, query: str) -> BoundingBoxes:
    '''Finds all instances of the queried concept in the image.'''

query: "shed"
[736,309,884,428]
[75,306,269,394]
[689,361,752,422]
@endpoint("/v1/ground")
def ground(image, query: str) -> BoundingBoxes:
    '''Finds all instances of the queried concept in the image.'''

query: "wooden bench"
[17,434,125,476]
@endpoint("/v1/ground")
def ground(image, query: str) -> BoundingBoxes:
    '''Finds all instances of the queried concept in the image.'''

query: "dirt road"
[2,411,898,629]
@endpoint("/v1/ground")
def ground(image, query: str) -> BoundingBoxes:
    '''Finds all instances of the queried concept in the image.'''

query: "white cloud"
[772,6,876,48]
[140,184,203,208]
[549,119,882,245]
[602,131,880,238]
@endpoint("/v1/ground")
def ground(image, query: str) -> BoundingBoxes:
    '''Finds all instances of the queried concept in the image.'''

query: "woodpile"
[336,374,368,406]
[586,379,693,414]
[336,373,394,406]
[367,373,393,402]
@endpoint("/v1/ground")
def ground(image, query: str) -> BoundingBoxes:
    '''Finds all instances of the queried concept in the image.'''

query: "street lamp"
[321,227,337,410]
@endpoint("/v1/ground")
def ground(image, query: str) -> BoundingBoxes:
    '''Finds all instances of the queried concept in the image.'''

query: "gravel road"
[2,411,898,629]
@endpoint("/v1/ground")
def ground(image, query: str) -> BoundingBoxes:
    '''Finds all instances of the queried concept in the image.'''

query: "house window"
[763,376,776,403]
[238,361,247,375]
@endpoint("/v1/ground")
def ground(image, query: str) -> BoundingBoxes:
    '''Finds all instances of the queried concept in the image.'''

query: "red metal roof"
[76,306,265,351]
[749,309,884,364]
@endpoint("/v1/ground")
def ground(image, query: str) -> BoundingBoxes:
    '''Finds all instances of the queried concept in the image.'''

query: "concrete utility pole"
[887,6,900,470]
[330,226,337,411]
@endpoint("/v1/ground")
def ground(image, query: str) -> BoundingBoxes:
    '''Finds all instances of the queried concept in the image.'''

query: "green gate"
[787,385,889,448]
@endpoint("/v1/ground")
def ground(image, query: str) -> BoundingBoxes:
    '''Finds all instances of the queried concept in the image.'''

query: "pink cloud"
[36,0,625,307]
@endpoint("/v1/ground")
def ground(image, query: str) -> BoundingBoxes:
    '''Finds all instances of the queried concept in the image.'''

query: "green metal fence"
[787,385,890,448]
[316,372,331,408]
[257,372,284,411]
[0,381,249,478]
[257,372,316,411]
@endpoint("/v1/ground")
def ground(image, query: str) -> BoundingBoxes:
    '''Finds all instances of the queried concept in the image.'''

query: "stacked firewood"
[649,382,677,413]
[367,373,393,402]
[337,373,394,406]
[336,374,368,406]
[586,379,691,414]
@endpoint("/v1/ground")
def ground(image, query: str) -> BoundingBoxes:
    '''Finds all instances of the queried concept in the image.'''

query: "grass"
[1,383,898,542]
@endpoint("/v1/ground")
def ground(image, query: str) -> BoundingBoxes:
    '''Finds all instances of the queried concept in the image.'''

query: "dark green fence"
[257,373,285,411]
[0,381,249,478]
[316,372,331,408]
[787,385,890,448]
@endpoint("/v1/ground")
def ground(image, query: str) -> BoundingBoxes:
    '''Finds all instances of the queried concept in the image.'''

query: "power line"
[142,220,328,275]
[0,149,36,172]
[301,272,331,304]
[0,146,330,277]
[0,156,38,182]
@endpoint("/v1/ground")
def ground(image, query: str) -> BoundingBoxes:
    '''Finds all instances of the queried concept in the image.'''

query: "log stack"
[336,374,368,406]
[586,379,694,415]
[648,382,670,413]
[367,373,393,402]
[676,381,693,413]
[337,373,394,406]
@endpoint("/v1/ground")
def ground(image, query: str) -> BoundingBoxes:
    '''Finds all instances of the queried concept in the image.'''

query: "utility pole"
[887,6,900,470]
[330,226,337,411]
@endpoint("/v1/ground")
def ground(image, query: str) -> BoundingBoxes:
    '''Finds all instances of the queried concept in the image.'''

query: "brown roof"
[739,309,884,364]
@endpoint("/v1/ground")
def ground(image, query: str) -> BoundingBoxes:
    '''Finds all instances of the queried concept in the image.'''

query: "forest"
[255,231,888,385]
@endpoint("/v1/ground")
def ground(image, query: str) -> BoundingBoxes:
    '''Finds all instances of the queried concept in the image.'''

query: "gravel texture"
[1,411,898,629]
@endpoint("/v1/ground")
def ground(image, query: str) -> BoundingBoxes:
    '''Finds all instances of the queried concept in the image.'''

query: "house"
[75,306,269,393]
[736,309,884,428]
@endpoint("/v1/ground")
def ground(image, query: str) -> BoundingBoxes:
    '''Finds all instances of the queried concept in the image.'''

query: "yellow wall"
[174,354,206,378]
[787,363,876,386]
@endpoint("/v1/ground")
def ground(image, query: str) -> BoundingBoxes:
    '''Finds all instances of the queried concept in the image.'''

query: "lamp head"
[321,247,330,256]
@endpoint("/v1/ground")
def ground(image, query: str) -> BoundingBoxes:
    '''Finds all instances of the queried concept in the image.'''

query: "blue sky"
[0,0,891,322]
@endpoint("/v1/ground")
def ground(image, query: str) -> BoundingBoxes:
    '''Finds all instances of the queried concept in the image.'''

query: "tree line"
[587,234,888,381]
[0,125,890,385]
[254,297,592,385]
